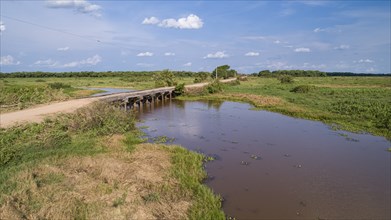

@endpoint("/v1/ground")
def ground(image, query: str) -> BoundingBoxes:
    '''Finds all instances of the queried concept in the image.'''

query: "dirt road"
[0,78,237,128]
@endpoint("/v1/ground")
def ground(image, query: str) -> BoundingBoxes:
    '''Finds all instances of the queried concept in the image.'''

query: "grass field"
[0,76,195,112]
[0,102,224,219]
[181,76,391,140]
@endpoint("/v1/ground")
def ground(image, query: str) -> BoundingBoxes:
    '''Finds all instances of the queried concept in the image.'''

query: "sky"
[0,0,390,74]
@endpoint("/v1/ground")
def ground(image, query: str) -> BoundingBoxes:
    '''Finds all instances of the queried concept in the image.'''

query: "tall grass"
[0,102,136,203]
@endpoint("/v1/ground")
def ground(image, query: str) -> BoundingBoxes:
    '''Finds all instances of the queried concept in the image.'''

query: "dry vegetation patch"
[0,141,190,220]
[216,93,282,107]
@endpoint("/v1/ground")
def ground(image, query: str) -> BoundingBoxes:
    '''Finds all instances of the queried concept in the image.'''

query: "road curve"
[0,78,237,128]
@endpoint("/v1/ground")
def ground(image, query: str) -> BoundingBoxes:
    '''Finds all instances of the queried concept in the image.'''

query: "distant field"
[0,76,195,112]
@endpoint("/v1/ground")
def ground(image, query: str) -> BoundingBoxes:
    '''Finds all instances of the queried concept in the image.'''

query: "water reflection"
[137,100,391,220]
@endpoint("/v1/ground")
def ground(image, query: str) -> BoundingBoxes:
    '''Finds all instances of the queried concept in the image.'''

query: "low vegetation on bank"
[181,76,391,139]
[0,102,224,219]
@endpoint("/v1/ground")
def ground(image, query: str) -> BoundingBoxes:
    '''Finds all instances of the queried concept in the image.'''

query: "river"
[137,99,390,219]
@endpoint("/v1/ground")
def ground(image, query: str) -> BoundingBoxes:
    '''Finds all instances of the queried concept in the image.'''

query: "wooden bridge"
[101,86,176,110]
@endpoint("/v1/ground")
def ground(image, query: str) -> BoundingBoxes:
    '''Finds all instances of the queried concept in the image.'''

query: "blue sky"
[0,0,390,73]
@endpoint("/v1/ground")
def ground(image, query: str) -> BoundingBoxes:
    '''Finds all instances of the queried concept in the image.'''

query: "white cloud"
[137,52,153,57]
[294,47,311,53]
[334,44,350,50]
[0,21,5,32]
[46,0,102,17]
[357,59,374,63]
[366,67,375,72]
[0,55,21,65]
[313,27,326,33]
[183,62,192,67]
[204,51,229,59]
[34,59,59,67]
[245,52,260,57]
[160,14,203,29]
[164,52,175,56]
[273,40,281,44]
[81,54,101,65]
[144,14,203,29]
[313,27,341,33]
[142,17,160,25]
[57,46,70,51]
[63,54,102,67]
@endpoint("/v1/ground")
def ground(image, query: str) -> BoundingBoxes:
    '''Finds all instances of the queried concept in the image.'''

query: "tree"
[154,69,176,87]
[211,65,237,79]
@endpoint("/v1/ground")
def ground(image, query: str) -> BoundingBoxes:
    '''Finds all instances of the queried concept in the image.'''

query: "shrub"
[277,75,294,84]
[154,69,176,88]
[206,80,223,94]
[174,83,185,96]
[291,85,315,93]
[65,102,135,135]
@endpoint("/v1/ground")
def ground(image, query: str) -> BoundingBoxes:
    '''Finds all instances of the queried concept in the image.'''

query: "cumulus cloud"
[46,0,102,17]
[164,52,175,56]
[183,62,192,67]
[142,14,203,29]
[273,40,281,44]
[142,17,160,25]
[203,51,229,59]
[0,55,21,65]
[63,54,102,67]
[57,46,70,51]
[245,52,259,56]
[334,44,350,50]
[0,21,5,32]
[137,52,153,57]
[294,47,311,52]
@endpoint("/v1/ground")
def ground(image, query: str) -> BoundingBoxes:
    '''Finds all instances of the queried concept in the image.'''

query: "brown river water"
[137,100,391,220]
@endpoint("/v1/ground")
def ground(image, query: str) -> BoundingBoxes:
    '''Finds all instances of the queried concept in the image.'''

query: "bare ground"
[0,136,191,219]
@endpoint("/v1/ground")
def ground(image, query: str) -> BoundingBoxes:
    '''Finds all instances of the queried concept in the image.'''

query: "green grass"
[0,101,224,218]
[181,76,391,139]
[163,145,225,219]
[0,76,196,112]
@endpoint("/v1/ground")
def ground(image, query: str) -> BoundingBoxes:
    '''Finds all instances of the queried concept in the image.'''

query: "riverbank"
[0,102,224,219]
[179,76,391,140]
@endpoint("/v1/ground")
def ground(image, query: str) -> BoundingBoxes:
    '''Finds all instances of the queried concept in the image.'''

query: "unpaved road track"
[0,78,237,128]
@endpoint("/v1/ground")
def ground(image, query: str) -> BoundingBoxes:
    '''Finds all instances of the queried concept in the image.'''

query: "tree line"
[0,71,210,78]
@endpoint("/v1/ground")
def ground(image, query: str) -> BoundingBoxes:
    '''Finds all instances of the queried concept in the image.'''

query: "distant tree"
[154,69,176,88]
[258,70,272,77]
[211,65,237,79]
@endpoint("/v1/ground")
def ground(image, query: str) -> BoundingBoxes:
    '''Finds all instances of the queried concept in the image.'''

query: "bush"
[154,69,176,88]
[291,85,315,93]
[206,80,223,94]
[174,83,185,96]
[65,102,135,135]
[277,75,294,84]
